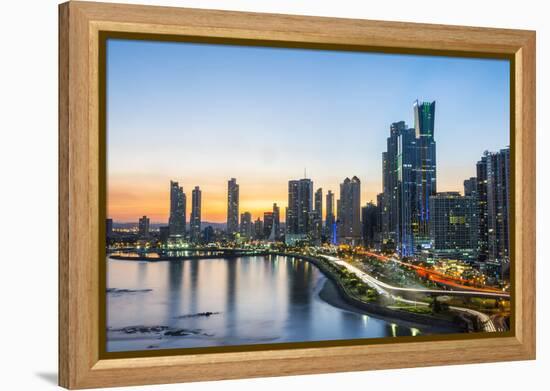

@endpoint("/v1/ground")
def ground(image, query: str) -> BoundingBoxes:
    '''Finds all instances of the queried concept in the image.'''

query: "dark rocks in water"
[107,288,153,294]
[109,325,208,338]
[110,325,170,334]
[164,329,191,337]
[174,311,220,319]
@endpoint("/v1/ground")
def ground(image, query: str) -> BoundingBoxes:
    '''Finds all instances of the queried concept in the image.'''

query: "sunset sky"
[107,39,510,223]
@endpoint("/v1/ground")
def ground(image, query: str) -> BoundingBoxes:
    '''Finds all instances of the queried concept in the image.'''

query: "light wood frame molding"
[59,1,536,389]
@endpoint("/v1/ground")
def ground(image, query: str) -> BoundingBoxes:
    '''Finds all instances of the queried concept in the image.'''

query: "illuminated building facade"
[168,180,186,236]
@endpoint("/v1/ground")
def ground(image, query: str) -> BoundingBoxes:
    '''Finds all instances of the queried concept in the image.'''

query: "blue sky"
[107,39,510,223]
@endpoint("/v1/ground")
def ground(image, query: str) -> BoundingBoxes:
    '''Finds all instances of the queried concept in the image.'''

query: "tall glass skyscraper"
[486,148,510,261]
[239,211,252,239]
[325,190,336,243]
[381,121,406,245]
[190,186,202,243]
[380,101,437,256]
[361,202,380,249]
[272,203,280,239]
[476,154,489,261]
[138,215,150,238]
[226,178,239,236]
[337,176,361,244]
[286,178,313,236]
[396,126,418,256]
[381,121,418,256]
[312,188,323,243]
[413,100,437,247]
[475,148,510,263]
[168,180,186,236]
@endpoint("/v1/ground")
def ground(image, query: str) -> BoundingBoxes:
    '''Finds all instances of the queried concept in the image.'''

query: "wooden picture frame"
[59,1,536,389]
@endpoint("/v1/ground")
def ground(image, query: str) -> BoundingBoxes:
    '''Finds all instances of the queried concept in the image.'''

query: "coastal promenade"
[323,255,510,300]
[323,255,498,332]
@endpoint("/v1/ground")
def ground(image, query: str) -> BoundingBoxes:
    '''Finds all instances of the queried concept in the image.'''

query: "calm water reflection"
[107,255,420,352]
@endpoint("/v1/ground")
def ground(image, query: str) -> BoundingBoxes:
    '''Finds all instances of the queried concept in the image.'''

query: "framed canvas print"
[58,1,536,389]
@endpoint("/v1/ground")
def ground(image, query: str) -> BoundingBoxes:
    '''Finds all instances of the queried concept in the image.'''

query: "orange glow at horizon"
[107,175,383,224]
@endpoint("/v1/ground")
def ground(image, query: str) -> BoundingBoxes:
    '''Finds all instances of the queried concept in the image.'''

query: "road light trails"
[322,255,498,333]
[323,255,509,299]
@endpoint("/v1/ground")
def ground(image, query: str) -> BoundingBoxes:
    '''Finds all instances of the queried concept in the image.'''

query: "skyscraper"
[486,148,510,261]
[476,154,489,261]
[381,121,418,256]
[169,180,186,236]
[463,177,477,197]
[337,176,361,244]
[314,188,323,220]
[106,218,113,239]
[380,151,391,242]
[263,212,274,239]
[254,217,263,240]
[159,226,170,244]
[476,148,510,262]
[325,190,335,243]
[138,215,150,238]
[413,100,437,247]
[272,203,280,239]
[381,121,409,248]
[240,212,252,239]
[227,178,239,236]
[362,202,381,249]
[312,188,323,243]
[286,178,313,236]
[429,192,477,262]
[203,226,214,243]
[190,186,202,243]
[397,126,419,256]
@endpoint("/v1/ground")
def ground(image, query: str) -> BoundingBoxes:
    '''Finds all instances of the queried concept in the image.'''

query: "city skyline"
[107,39,510,223]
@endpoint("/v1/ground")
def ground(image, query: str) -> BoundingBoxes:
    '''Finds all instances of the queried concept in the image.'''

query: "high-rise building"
[315,188,323,220]
[240,212,252,239]
[286,181,299,234]
[476,154,489,261]
[381,121,418,256]
[396,126,418,256]
[272,203,280,239]
[263,212,274,239]
[476,148,510,262]
[429,192,477,261]
[413,100,437,247]
[159,226,170,244]
[203,226,214,243]
[380,102,437,256]
[380,151,391,241]
[337,176,361,244]
[169,180,186,236]
[227,178,239,236]
[106,218,113,238]
[486,148,510,261]
[362,202,381,249]
[325,190,336,243]
[312,188,323,243]
[190,186,202,243]
[254,217,264,240]
[138,215,150,238]
[464,177,477,197]
[382,121,407,246]
[286,178,313,236]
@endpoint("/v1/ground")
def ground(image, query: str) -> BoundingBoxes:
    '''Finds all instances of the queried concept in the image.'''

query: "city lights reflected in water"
[106,255,438,352]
